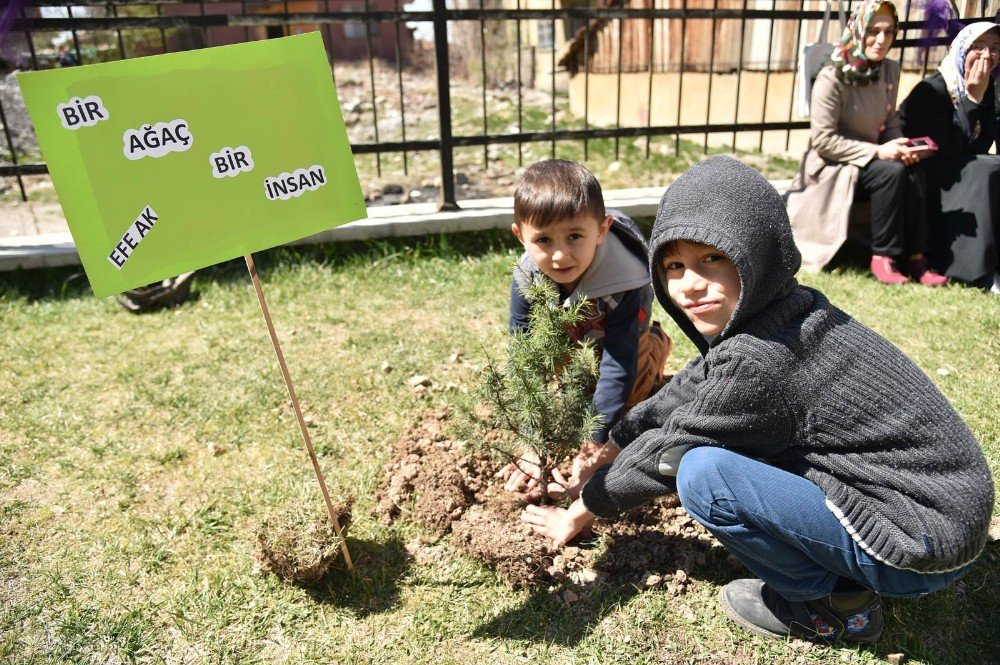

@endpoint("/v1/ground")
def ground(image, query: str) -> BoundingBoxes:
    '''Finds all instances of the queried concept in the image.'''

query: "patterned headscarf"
[938,22,1000,109]
[831,0,899,86]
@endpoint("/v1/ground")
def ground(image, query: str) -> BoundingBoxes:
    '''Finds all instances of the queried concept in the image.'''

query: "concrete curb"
[0,181,792,272]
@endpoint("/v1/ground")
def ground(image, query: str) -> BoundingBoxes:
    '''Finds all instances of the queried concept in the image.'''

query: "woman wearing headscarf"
[899,22,1000,293]
[786,0,946,285]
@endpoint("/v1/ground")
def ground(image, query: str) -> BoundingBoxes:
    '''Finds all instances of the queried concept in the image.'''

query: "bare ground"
[375,408,733,592]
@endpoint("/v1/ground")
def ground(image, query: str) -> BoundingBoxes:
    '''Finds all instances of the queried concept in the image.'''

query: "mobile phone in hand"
[905,136,938,150]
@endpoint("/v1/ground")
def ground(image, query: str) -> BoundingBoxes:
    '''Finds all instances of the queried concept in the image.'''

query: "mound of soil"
[255,501,353,586]
[375,409,726,590]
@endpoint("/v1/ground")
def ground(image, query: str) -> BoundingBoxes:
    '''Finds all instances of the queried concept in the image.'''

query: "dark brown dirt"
[375,409,727,590]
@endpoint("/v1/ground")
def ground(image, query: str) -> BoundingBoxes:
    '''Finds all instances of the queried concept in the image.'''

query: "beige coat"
[786,60,903,270]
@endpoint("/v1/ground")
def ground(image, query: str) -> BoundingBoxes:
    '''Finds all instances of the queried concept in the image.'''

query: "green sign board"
[18,32,366,297]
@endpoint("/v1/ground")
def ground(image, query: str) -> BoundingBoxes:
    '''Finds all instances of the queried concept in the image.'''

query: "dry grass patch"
[254,500,353,586]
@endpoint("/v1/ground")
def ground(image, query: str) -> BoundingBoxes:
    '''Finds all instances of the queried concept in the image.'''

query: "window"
[344,21,368,40]
[536,20,554,50]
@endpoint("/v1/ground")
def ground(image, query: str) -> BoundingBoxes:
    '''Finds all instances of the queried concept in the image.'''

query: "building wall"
[568,67,929,155]
[519,0,579,91]
[165,0,413,62]
[560,0,986,150]
[579,0,840,74]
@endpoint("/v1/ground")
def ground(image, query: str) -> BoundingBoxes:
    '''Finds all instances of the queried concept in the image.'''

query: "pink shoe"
[904,257,949,286]
[870,256,910,285]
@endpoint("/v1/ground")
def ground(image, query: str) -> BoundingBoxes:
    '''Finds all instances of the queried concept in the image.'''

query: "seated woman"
[899,22,1000,294]
[786,0,946,285]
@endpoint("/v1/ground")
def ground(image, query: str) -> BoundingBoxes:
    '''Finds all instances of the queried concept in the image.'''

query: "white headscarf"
[938,21,1000,109]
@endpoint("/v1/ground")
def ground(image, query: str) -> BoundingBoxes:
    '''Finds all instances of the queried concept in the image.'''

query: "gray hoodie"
[580,156,993,574]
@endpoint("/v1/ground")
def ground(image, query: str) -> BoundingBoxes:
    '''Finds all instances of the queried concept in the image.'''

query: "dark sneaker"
[116,271,196,313]
[719,579,883,643]
[870,255,910,285]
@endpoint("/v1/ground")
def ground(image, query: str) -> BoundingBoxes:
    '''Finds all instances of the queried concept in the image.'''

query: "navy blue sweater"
[509,211,653,443]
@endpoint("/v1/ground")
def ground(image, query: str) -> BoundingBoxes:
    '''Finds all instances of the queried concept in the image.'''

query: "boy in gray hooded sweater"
[521,155,993,643]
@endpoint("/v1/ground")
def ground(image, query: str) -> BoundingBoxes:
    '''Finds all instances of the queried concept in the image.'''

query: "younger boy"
[522,156,993,643]
[500,159,671,491]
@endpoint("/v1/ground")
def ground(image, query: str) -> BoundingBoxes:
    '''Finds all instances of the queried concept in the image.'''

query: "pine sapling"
[460,278,603,505]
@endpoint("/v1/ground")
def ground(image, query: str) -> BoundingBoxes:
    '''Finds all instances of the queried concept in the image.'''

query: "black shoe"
[116,271,196,313]
[719,579,883,643]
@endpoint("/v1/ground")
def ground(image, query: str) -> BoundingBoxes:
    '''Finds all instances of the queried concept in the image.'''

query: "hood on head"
[649,155,801,355]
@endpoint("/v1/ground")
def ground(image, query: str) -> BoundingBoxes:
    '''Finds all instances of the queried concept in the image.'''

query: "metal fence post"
[432,0,459,211]
[9,4,956,187]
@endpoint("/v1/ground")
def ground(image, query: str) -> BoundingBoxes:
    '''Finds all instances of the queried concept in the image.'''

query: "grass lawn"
[1,230,997,663]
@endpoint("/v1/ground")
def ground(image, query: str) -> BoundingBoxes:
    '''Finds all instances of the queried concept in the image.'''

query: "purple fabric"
[0,0,32,67]
[918,0,965,54]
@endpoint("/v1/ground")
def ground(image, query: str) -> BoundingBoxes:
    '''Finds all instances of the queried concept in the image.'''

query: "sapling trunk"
[537,455,552,507]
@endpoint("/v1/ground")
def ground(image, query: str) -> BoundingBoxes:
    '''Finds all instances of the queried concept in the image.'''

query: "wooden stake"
[244,253,354,571]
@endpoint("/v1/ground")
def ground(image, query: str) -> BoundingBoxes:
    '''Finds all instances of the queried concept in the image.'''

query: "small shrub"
[458,278,603,504]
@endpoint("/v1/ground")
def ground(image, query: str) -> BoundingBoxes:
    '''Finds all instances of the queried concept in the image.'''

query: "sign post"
[19,32,365,570]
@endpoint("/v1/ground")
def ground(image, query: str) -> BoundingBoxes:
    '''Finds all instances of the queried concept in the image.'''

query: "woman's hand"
[521,498,595,546]
[876,137,922,165]
[965,49,992,105]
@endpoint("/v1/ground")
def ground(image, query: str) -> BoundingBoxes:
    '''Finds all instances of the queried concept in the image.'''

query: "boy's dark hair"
[657,240,680,262]
[514,159,606,229]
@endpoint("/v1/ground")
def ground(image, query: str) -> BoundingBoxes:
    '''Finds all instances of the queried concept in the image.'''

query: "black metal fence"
[0,0,982,209]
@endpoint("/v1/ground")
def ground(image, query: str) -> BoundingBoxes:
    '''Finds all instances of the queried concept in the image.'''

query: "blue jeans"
[675,447,975,602]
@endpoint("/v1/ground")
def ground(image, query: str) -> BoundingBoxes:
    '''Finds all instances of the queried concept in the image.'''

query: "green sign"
[18,33,366,297]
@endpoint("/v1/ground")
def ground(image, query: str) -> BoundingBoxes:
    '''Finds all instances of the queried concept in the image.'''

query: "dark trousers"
[855,159,928,257]
[920,154,1000,284]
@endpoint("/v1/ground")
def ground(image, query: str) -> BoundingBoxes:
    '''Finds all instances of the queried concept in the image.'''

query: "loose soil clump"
[375,409,726,590]
[255,500,353,586]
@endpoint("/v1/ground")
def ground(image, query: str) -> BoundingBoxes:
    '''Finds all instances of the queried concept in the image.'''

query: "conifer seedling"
[460,278,604,505]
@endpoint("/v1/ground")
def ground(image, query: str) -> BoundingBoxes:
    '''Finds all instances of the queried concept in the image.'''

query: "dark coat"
[900,73,1000,283]
[898,72,996,157]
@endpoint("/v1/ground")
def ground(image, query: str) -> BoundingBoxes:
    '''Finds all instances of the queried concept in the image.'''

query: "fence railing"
[0,0,982,209]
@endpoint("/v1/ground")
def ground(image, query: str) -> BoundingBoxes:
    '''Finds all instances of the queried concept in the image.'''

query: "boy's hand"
[496,451,541,493]
[571,440,604,479]
[521,498,595,546]
[526,468,579,502]
[571,439,621,485]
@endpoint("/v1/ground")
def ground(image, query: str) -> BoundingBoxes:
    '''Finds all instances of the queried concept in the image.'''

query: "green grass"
[445,89,801,193]
[341,84,801,196]
[1,231,997,663]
